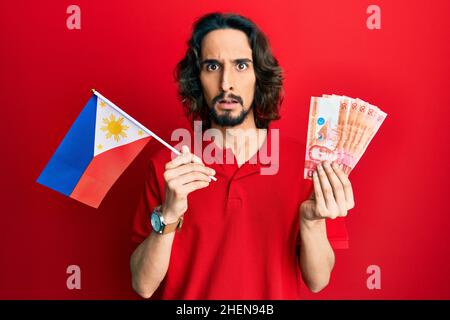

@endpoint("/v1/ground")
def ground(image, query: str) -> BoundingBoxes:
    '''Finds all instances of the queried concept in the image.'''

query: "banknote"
[331,94,351,165]
[350,107,387,171]
[304,96,340,179]
[304,94,386,179]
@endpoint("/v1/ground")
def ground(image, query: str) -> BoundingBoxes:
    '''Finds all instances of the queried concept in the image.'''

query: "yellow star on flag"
[100,114,129,142]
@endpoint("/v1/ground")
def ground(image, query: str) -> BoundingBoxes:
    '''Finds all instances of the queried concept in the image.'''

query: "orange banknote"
[304,94,387,179]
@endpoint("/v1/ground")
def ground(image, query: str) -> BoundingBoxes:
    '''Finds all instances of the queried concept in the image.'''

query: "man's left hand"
[300,161,355,222]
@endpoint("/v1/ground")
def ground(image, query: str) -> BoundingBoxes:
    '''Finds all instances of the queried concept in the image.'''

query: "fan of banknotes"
[304,94,387,179]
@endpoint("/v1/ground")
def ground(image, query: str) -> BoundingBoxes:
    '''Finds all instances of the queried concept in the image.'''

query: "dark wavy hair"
[174,12,284,129]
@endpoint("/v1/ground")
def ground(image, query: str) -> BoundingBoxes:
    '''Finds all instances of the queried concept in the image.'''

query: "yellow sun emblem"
[100,114,129,142]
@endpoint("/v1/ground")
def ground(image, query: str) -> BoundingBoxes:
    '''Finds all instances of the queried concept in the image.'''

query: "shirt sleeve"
[131,159,163,246]
[302,178,349,249]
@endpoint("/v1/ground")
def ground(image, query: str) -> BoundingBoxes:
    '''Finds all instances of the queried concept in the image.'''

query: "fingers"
[331,162,355,210]
[166,170,211,197]
[312,170,326,215]
[316,162,339,216]
[182,145,205,166]
[323,161,348,216]
[176,170,212,186]
[164,145,215,183]
[303,161,355,223]
[163,145,216,198]
[164,163,215,182]
[179,180,211,195]
[165,145,203,170]
[166,169,211,196]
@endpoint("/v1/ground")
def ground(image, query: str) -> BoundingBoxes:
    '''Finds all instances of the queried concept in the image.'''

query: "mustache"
[211,92,244,107]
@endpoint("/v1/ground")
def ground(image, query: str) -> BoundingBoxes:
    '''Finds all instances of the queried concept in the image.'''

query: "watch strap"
[153,205,183,234]
[162,217,183,234]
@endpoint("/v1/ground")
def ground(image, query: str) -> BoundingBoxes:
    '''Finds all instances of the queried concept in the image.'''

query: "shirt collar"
[194,124,275,179]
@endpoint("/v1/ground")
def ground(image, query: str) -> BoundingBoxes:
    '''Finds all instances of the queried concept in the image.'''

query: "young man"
[130,13,354,299]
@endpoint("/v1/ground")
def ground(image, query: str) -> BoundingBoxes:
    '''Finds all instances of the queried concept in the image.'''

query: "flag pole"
[91,89,217,181]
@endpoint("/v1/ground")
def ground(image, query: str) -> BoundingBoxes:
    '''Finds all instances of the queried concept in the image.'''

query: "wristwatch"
[150,205,183,234]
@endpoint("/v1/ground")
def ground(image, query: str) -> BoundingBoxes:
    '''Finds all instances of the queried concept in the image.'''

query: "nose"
[220,67,234,92]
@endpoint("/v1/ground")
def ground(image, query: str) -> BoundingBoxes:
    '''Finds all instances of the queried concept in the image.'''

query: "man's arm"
[298,218,335,293]
[130,223,176,299]
[130,146,215,298]
[298,161,354,293]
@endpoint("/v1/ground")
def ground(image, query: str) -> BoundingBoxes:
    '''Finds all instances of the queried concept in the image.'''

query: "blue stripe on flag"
[37,95,97,196]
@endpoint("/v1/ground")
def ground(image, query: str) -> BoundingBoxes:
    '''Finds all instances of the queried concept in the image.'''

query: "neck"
[210,110,267,166]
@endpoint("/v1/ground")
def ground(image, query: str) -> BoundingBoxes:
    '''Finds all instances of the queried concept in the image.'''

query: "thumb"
[181,145,190,154]
[181,145,204,166]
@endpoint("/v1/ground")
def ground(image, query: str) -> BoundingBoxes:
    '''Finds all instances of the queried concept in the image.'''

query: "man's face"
[199,29,256,127]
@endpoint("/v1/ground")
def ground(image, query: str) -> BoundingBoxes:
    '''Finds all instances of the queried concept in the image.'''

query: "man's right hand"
[161,145,215,224]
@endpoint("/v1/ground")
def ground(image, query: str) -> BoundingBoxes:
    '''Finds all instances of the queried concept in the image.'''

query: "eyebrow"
[200,58,253,66]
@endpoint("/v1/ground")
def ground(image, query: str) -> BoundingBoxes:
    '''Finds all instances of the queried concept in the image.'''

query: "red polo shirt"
[131,126,348,299]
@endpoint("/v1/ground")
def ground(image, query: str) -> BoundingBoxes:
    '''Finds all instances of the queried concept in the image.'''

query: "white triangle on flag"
[93,98,150,157]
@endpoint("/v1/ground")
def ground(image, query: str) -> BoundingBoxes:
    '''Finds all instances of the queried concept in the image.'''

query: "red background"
[1,0,449,299]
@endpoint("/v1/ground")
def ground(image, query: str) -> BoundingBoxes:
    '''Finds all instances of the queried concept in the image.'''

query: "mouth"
[217,98,240,110]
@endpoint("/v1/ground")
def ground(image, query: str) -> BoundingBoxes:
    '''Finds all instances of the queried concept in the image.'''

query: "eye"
[236,62,248,71]
[206,63,220,71]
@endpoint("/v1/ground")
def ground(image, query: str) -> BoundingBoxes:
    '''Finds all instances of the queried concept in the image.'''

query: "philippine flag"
[37,91,152,208]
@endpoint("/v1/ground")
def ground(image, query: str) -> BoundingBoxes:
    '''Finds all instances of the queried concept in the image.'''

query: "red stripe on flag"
[70,137,152,208]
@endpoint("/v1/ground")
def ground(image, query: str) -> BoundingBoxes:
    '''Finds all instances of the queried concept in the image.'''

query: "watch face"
[151,213,162,232]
